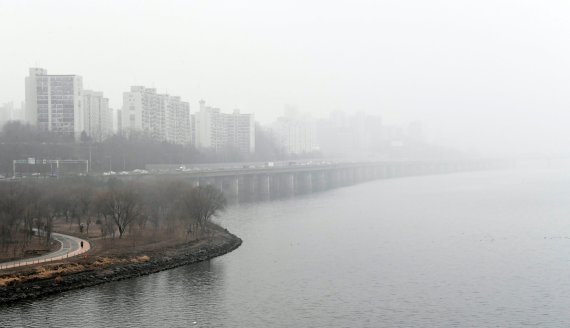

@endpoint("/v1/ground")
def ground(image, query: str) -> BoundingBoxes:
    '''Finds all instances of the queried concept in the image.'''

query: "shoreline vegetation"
[0,177,242,305]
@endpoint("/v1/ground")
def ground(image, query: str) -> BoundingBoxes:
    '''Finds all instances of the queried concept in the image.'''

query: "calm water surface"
[3,168,570,327]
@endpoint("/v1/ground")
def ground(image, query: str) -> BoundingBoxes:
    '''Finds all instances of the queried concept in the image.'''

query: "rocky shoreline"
[0,230,242,305]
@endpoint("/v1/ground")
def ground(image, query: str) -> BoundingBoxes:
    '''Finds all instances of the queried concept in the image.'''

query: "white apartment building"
[83,90,113,141]
[193,100,255,153]
[272,111,318,154]
[121,86,191,144]
[25,68,84,137]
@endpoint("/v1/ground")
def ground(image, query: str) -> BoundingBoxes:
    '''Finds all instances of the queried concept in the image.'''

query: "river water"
[3,167,570,327]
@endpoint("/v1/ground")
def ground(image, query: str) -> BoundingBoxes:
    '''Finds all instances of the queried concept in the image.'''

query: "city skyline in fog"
[1,0,570,155]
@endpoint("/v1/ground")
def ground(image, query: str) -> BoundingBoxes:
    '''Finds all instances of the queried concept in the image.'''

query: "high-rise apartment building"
[271,109,318,154]
[83,90,113,141]
[193,100,255,153]
[25,68,84,137]
[121,86,191,144]
[193,100,221,150]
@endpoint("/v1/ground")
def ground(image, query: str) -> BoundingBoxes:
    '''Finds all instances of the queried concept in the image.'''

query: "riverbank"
[0,227,242,305]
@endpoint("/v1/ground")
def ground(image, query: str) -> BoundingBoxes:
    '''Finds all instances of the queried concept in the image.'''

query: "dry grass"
[32,263,86,280]
[132,255,150,263]
[89,255,150,268]
[0,255,151,287]
[0,275,22,287]
[91,257,118,267]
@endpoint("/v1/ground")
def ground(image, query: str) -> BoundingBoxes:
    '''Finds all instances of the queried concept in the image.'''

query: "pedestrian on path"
[80,241,84,249]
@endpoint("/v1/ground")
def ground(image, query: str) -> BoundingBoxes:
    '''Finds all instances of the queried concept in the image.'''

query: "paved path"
[0,231,90,270]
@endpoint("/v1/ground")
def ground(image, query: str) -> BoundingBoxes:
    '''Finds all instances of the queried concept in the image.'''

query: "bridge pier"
[269,174,280,198]
[222,177,239,203]
[344,169,350,185]
[280,173,295,197]
[257,174,271,200]
[353,168,360,183]
[239,175,258,202]
[294,173,313,194]
[362,167,371,181]
[336,170,344,186]
[214,177,224,193]
[313,172,327,191]
[323,170,337,188]
[302,172,313,193]
[383,165,392,178]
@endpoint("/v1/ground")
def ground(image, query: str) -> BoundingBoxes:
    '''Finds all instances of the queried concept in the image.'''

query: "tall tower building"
[25,68,84,137]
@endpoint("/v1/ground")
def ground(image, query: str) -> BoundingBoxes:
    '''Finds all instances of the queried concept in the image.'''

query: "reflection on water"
[3,168,570,327]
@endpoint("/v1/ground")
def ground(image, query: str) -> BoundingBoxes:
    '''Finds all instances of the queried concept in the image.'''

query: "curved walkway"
[0,232,90,270]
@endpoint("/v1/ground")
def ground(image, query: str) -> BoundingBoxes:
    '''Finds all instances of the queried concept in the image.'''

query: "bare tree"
[94,191,115,238]
[95,181,142,239]
[142,179,187,234]
[0,182,26,250]
[36,188,66,245]
[76,185,94,230]
[181,185,226,237]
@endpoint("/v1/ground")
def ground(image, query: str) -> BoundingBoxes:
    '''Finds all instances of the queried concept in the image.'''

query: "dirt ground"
[0,232,59,262]
[1,217,213,279]
[52,217,204,258]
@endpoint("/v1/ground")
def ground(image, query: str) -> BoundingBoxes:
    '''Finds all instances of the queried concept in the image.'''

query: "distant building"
[121,86,191,144]
[193,100,255,153]
[407,120,425,143]
[0,102,22,128]
[0,102,12,128]
[381,125,404,147]
[116,109,122,133]
[272,110,318,154]
[25,68,84,137]
[317,111,384,157]
[83,90,113,141]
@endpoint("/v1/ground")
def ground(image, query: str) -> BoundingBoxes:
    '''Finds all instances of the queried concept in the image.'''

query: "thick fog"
[1,0,570,156]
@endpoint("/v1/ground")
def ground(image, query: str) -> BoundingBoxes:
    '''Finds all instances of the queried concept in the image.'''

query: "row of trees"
[0,121,321,176]
[0,177,227,252]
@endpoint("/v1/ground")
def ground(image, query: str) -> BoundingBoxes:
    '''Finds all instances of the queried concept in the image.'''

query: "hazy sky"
[1,0,570,155]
